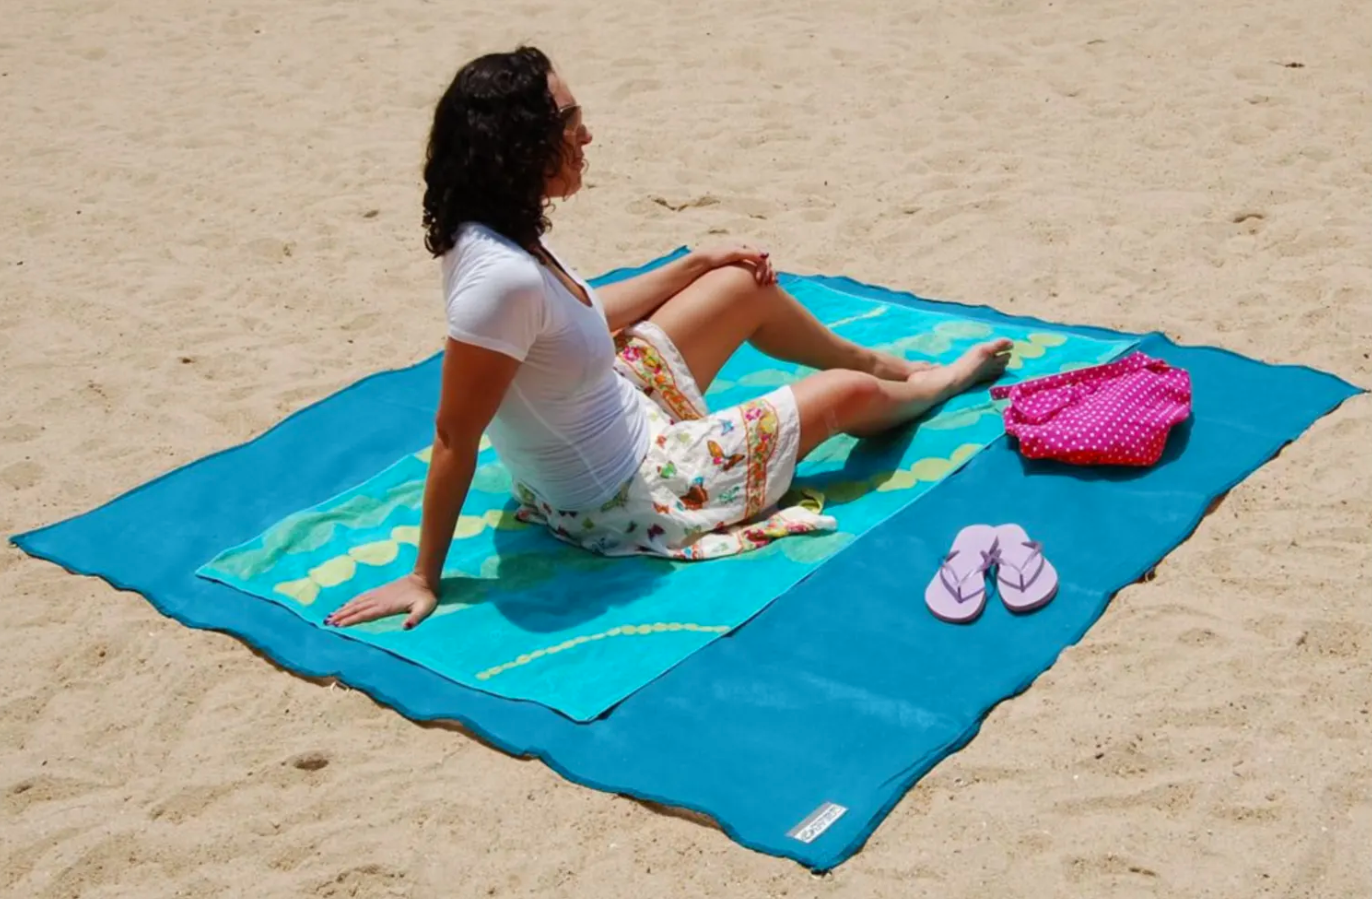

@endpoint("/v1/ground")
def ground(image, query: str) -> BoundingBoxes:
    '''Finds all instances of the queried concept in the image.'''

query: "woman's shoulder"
[445,223,545,295]
[448,221,528,264]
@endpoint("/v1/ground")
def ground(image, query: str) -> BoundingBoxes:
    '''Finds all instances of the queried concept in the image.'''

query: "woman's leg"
[647,264,919,391]
[790,340,1013,458]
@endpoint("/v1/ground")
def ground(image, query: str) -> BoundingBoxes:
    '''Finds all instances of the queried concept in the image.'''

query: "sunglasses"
[558,104,584,134]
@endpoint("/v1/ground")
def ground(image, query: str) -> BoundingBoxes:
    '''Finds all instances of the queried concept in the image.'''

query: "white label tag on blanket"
[788,802,847,843]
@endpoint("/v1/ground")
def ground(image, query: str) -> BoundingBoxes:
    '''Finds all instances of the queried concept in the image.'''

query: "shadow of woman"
[797,420,920,508]
[451,502,680,634]
[450,418,930,636]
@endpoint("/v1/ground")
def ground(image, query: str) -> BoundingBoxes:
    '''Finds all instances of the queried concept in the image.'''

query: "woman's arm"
[325,338,521,629]
[410,425,479,592]
[597,242,777,331]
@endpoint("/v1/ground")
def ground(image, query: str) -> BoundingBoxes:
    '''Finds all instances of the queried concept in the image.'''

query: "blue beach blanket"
[11,255,1360,870]
[197,281,1133,721]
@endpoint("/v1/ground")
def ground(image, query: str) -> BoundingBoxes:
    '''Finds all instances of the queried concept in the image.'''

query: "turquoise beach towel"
[198,281,1132,721]
[12,254,1359,869]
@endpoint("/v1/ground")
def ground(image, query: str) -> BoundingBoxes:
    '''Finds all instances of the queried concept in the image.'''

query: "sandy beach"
[2,0,1370,896]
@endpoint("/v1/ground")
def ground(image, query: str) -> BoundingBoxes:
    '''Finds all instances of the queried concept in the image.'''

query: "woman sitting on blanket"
[327,46,1011,629]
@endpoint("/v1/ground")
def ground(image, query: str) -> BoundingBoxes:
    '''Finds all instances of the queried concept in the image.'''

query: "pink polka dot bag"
[989,351,1192,467]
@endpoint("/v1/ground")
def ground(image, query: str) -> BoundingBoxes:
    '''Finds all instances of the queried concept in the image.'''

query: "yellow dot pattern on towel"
[475,623,731,681]
[271,511,526,605]
[820,442,982,504]
[1007,332,1069,370]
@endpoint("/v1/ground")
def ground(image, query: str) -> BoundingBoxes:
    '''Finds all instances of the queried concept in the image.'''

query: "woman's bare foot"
[943,338,1014,389]
[855,340,1007,384]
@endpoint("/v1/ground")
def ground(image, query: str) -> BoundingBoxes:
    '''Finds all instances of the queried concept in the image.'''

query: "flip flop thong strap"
[998,540,1046,591]
[938,548,994,604]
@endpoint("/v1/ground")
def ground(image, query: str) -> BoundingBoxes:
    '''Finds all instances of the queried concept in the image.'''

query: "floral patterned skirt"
[513,321,837,561]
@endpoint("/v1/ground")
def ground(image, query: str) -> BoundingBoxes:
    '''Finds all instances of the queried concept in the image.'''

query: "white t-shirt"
[441,223,648,511]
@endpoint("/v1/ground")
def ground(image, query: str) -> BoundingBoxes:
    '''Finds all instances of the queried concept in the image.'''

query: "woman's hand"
[695,241,777,286]
[325,572,439,630]
[598,241,777,329]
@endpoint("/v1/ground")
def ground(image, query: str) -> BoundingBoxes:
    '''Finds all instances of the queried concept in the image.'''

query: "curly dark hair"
[421,46,569,257]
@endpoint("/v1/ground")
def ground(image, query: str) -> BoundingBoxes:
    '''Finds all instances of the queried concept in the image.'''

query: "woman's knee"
[696,262,770,300]
[654,265,768,332]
